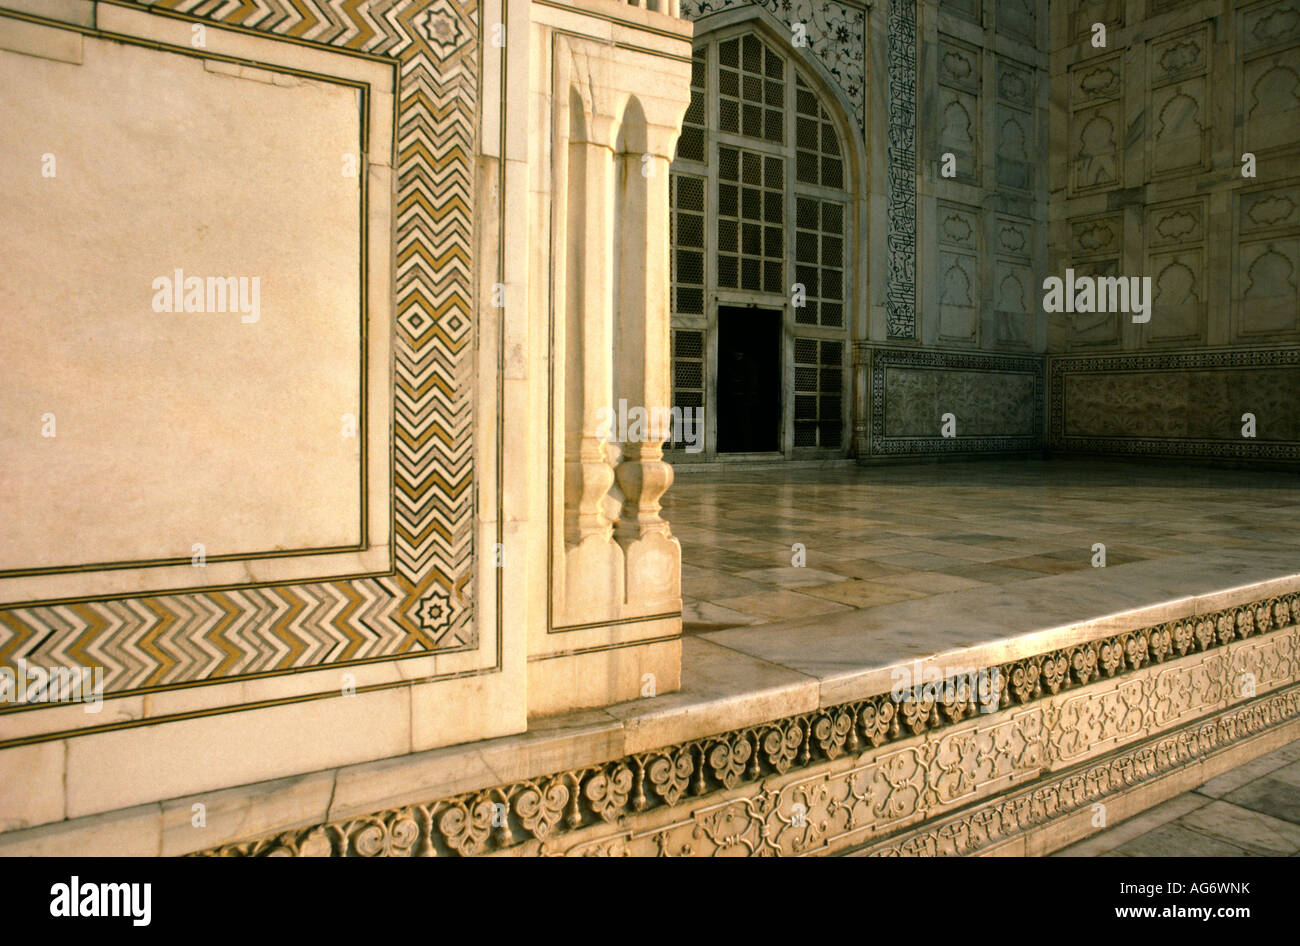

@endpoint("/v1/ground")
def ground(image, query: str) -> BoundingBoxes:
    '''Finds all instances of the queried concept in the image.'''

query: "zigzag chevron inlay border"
[0,0,479,697]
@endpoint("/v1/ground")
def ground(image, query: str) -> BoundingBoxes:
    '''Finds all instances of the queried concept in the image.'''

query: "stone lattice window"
[677,47,707,163]
[717,146,784,293]
[795,74,844,189]
[718,33,785,143]
[795,196,845,328]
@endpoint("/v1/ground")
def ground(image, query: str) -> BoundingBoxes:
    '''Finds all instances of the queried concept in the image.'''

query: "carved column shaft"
[614,146,674,545]
[562,128,618,548]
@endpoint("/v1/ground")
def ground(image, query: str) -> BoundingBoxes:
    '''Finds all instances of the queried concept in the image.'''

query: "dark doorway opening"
[716,306,781,453]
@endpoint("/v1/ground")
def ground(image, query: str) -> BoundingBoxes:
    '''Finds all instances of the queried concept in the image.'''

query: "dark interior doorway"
[716,306,781,453]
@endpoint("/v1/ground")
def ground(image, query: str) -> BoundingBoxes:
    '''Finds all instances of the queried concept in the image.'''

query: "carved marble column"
[531,21,691,716]
[560,75,624,622]
[613,120,681,611]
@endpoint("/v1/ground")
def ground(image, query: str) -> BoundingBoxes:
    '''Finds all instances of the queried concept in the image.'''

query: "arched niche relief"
[551,36,688,626]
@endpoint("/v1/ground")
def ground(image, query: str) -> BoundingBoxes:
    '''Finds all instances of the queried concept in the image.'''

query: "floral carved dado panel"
[1049,348,1300,460]
[865,346,1045,455]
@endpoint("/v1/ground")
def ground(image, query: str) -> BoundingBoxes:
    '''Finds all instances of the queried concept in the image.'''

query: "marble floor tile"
[874,570,988,593]
[1053,793,1211,857]
[711,589,854,621]
[869,551,976,570]
[991,555,1091,575]
[1112,823,1257,857]
[1053,739,1300,856]
[1175,800,1300,855]
[937,563,1043,584]
[681,548,774,572]
[661,459,1300,634]
[795,580,931,608]
[1260,742,1300,764]
[732,566,851,588]
[1195,753,1299,798]
[681,601,765,634]
[817,559,920,581]
[682,571,773,600]
[1223,777,1300,825]
[1260,759,1300,788]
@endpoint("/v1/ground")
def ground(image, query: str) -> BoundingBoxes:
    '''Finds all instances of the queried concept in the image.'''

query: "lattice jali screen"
[717,146,784,293]
[718,33,784,144]
[677,47,707,163]
[795,74,843,189]
[794,197,845,328]
[794,337,843,448]
[671,329,705,447]
[671,173,707,316]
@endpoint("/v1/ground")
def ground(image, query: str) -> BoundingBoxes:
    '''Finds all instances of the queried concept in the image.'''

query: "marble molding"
[197,591,1300,856]
[886,0,918,338]
[551,33,689,630]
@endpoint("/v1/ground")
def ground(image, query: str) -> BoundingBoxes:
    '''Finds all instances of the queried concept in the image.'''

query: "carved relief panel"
[927,1,1046,358]
[1065,213,1124,348]
[996,57,1035,193]
[1069,53,1124,195]
[997,0,1036,46]
[993,262,1033,350]
[993,215,1034,350]
[940,0,980,29]
[1147,24,1211,181]
[937,202,981,345]
[1238,0,1300,159]
[1235,180,1300,341]
[1072,0,1124,43]
[1143,198,1208,345]
[938,34,982,186]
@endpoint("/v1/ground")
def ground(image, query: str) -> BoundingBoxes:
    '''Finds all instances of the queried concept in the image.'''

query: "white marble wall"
[918,0,1050,354]
[0,0,690,844]
[1049,0,1300,354]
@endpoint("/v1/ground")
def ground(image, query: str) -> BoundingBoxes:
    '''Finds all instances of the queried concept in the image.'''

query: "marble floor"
[664,459,1300,633]
[1055,738,1300,856]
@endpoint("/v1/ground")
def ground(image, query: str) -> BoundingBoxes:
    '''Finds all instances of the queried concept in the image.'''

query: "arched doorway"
[668,26,856,460]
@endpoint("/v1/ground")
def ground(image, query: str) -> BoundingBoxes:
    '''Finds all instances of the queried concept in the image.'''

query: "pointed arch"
[615,94,648,155]
[686,5,865,186]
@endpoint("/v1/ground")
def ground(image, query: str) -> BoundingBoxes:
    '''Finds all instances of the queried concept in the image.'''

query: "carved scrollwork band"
[199,592,1300,856]
[864,686,1300,856]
